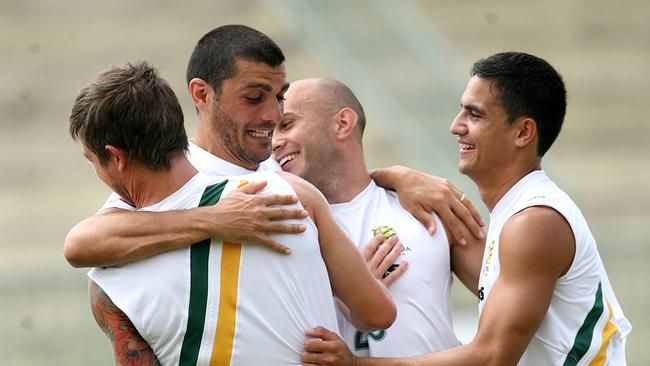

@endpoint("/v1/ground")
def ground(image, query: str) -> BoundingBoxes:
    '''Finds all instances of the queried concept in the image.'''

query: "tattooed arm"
[89,280,160,366]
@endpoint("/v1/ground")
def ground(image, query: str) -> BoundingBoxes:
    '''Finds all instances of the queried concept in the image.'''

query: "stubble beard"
[300,140,342,199]
[211,105,270,167]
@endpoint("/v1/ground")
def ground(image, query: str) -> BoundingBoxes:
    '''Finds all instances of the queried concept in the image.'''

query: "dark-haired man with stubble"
[302,52,631,366]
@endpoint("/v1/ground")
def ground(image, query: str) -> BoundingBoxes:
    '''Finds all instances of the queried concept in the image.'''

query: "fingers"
[237,182,301,208]
[367,236,397,272]
[303,338,322,352]
[438,205,468,246]
[360,234,385,261]
[302,328,338,365]
[365,236,405,282]
[261,193,300,206]
[450,196,485,242]
[302,327,355,366]
[238,180,268,194]
[411,208,438,235]
[265,207,309,221]
[253,235,292,255]
[305,326,326,339]
[246,223,308,255]
[378,239,403,275]
[444,179,486,238]
[258,222,307,234]
[382,260,409,287]
[306,326,339,341]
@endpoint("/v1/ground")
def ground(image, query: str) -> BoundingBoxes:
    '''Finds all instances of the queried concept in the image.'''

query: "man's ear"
[105,145,129,172]
[188,78,213,114]
[513,117,537,149]
[333,107,359,141]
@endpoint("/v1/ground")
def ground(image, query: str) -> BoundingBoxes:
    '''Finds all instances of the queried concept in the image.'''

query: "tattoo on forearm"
[89,280,161,365]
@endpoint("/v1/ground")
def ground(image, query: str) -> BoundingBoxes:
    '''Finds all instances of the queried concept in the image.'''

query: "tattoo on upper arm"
[89,280,161,366]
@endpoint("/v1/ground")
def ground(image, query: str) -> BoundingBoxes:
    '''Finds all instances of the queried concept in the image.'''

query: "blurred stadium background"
[1,0,648,364]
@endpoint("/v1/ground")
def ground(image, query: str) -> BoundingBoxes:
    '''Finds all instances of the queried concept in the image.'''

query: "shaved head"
[273,77,370,202]
[293,77,366,136]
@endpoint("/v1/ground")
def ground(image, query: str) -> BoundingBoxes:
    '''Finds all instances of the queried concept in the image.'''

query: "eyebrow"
[241,82,290,94]
[462,103,486,116]
[242,83,272,92]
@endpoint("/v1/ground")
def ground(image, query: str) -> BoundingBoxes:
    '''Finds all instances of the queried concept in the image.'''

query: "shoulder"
[500,206,575,278]
[276,171,329,217]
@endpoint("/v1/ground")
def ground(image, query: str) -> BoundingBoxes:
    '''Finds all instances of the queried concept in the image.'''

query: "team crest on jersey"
[371,225,411,252]
[482,240,495,277]
[372,225,397,240]
[485,240,495,265]
[371,225,411,278]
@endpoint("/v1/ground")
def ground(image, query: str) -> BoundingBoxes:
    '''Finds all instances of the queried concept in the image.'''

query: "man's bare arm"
[448,221,484,292]
[64,181,308,267]
[280,172,396,332]
[89,280,160,366]
[370,165,485,245]
[302,206,575,366]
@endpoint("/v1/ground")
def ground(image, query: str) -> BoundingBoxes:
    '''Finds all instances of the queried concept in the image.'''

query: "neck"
[318,146,371,204]
[475,160,541,212]
[123,155,198,208]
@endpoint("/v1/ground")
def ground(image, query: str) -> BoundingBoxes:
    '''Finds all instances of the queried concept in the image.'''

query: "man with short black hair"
[302,52,631,366]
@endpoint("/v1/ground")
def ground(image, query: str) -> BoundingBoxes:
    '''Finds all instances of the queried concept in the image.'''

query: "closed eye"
[279,120,293,130]
[245,95,263,103]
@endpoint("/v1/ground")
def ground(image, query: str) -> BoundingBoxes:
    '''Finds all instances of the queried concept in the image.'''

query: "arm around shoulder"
[64,208,209,268]
[64,182,310,267]
[351,206,576,366]
[279,171,396,331]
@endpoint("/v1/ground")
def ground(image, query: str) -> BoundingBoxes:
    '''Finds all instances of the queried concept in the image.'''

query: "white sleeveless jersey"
[93,172,338,363]
[478,170,631,365]
[329,181,460,357]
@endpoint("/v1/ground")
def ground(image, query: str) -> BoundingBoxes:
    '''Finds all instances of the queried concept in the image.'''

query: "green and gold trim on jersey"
[178,180,227,365]
[209,180,248,366]
[563,282,619,366]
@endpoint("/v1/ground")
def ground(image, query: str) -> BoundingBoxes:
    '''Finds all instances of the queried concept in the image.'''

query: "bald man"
[272,78,484,358]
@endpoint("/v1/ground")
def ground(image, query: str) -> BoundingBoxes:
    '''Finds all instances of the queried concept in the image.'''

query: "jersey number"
[354,330,386,350]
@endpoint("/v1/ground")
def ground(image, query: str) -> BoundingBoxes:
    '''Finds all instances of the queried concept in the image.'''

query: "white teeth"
[249,130,271,138]
[460,143,475,150]
[279,153,298,167]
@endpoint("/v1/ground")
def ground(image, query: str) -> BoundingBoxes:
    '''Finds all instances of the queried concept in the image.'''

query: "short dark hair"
[471,52,567,156]
[69,61,188,170]
[186,24,285,94]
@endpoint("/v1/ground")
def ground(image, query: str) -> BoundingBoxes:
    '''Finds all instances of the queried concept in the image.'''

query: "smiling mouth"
[278,153,298,168]
[460,143,476,151]
[248,129,272,138]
